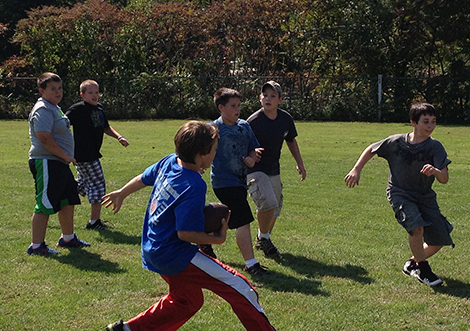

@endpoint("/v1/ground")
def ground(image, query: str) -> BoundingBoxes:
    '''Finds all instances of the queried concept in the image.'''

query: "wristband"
[118,136,125,140]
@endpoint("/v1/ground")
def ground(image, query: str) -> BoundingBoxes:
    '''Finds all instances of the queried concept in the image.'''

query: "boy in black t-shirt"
[247,81,306,258]
[66,80,129,230]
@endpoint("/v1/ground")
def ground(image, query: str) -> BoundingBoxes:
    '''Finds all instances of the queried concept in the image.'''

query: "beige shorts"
[247,171,283,217]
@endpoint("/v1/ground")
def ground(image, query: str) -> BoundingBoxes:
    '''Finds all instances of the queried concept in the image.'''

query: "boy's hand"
[297,164,306,181]
[119,137,129,147]
[254,148,264,161]
[420,164,437,177]
[243,156,255,168]
[214,211,230,243]
[344,168,360,188]
[101,190,124,214]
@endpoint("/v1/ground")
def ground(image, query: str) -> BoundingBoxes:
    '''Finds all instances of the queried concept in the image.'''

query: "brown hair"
[410,102,436,123]
[80,79,99,93]
[174,121,218,164]
[213,87,241,110]
[37,72,61,90]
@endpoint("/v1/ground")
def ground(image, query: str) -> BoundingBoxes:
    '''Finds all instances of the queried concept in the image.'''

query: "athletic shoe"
[415,260,443,287]
[56,234,91,248]
[244,262,270,275]
[86,219,112,230]
[402,258,418,276]
[106,319,126,331]
[200,244,217,259]
[26,242,61,255]
[255,236,280,258]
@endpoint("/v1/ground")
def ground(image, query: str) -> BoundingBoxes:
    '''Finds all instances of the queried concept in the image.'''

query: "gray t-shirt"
[371,133,451,194]
[29,97,74,163]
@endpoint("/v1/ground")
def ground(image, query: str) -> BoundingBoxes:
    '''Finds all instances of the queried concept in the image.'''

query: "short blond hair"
[80,79,99,93]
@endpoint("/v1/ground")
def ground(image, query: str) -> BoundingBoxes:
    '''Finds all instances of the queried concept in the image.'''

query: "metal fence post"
[378,74,382,122]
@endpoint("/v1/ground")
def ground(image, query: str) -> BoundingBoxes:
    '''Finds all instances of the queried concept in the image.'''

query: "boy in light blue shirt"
[207,87,268,275]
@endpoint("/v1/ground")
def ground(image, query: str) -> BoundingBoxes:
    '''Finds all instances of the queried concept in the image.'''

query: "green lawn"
[1,120,469,330]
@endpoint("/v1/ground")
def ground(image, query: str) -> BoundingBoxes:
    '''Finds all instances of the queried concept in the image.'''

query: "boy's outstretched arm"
[421,164,449,184]
[102,174,146,213]
[104,126,129,147]
[344,145,375,188]
[286,139,306,181]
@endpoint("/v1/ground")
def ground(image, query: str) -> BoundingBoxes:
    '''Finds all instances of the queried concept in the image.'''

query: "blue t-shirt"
[210,117,259,189]
[140,154,205,275]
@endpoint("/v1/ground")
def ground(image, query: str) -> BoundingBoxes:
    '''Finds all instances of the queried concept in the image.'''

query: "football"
[203,203,229,233]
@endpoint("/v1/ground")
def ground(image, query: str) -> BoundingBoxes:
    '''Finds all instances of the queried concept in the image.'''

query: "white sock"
[32,243,42,249]
[245,258,258,268]
[123,322,132,331]
[62,233,75,241]
[89,219,97,225]
[258,230,270,240]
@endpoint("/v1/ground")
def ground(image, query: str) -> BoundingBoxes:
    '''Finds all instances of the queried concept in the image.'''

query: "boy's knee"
[409,226,424,237]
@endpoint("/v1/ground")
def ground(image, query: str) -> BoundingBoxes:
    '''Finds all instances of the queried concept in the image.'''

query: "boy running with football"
[103,121,276,331]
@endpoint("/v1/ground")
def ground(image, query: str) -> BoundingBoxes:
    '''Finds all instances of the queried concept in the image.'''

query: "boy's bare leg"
[422,243,442,260]
[235,224,255,261]
[91,202,101,220]
[257,209,275,235]
[32,212,49,243]
[268,217,277,234]
[58,204,74,236]
[408,227,443,262]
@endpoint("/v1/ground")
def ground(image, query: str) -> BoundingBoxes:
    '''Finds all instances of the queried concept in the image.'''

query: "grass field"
[1,119,470,331]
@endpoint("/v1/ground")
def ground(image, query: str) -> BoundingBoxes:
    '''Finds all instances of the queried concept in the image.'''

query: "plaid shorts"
[76,159,106,204]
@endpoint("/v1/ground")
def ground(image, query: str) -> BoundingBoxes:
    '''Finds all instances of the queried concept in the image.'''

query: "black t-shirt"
[246,108,297,176]
[65,101,110,162]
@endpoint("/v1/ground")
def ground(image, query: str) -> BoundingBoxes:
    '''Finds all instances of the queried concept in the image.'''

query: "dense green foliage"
[1,0,470,121]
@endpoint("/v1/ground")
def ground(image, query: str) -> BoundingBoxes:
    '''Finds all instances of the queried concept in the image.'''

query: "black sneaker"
[402,258,418,276]
[255,237,280,258]
[200,244,217,259]
[415,260,443,287]
[56,234,91,248]
[26,242,61,255]
[244,262,270,275]
[106,319,126,331]
[86,219,112,230]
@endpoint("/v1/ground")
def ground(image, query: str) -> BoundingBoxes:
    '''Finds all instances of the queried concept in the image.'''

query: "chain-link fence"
[1,75,469,123]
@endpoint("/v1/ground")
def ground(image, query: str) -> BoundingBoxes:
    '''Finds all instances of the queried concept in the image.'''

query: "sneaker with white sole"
[244,262,270,275]
[255,236,280,258]
[415,260,443,287]
[56,234,91,248]
[26,242,61,255]
[106,319,128,331]
[86,219,112,230]
[402,258,418,276]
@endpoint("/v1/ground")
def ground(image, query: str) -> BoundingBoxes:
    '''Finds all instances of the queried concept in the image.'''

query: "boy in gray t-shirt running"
[344,102,453,287]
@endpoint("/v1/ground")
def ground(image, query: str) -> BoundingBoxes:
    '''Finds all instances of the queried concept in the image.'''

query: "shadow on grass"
[434,277,470,298]
[231,261,328,296]
[278,253,373,285]
[95,229,141,245]
[52,249,124,273]
[231,253,372,296]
